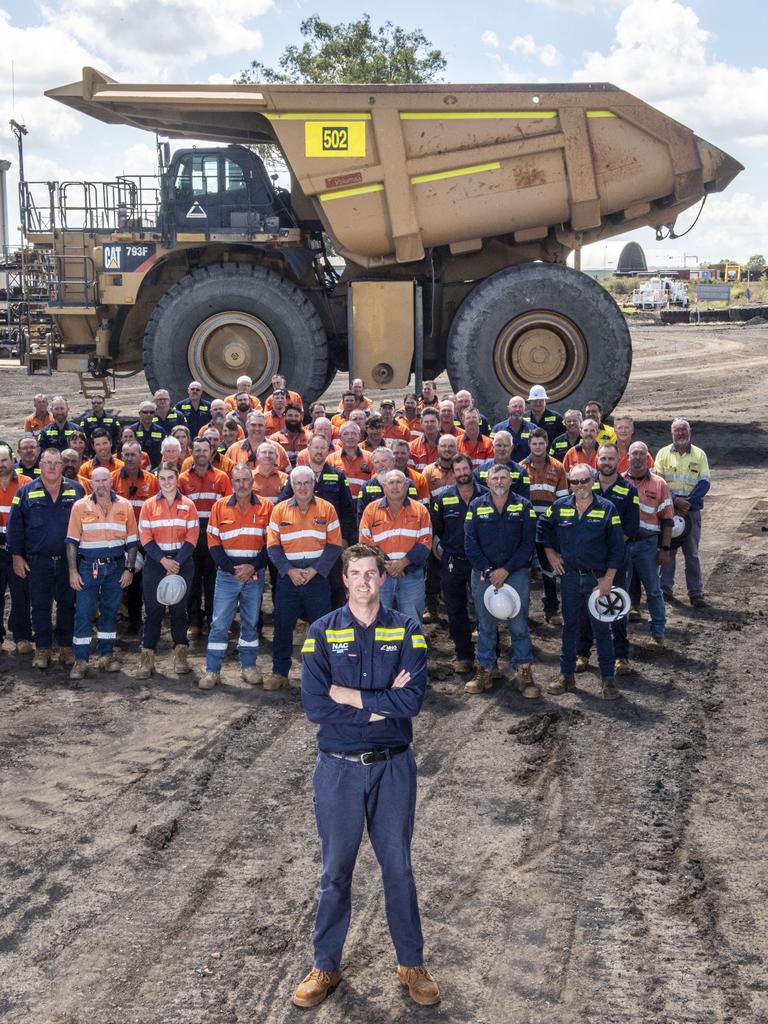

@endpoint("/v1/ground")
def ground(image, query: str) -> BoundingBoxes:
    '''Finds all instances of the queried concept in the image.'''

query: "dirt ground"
[1,323,767,1024]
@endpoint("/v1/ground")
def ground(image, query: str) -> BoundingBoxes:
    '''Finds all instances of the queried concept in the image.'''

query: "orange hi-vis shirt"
[66,492,138,560]
[227,437,289,472]
[617,446,654,477]
[406,467,431,504]
[80,455,124,481]
[182,451,234,478]
[423,462,456,498]
[338,395,373,411]
[266,389,303,413]
[521,455,569,514]
[264,410,286,435]
[251,466,288,504]
[397,414,424,440]
[224,393,262,413]
[24,412,53,433]
[269,427,309,456]
[626,470,674,535]
[111,467,160,512]
[330,411,353,431]
[178,465,233,522]
[408,435,440,472]
[207,493,272,563]
[267,496,341,575]
[0,472,31,541]
[327,446,372,497]
[458,432,494,468]
[295,442,341,466]
[359,496,432,562]
[382,421,411,442]
[139,491,200,553]
[563,444,599,473]
[197,421,244,441]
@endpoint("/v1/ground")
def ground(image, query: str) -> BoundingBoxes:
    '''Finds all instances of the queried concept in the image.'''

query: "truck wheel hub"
[493,311,588,401]
[187,311,279,396]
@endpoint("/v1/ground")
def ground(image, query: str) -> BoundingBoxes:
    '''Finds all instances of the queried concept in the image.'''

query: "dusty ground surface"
[1,323,767,1023]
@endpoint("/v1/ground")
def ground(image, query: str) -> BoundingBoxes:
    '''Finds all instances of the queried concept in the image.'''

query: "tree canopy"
[239,14,446,85]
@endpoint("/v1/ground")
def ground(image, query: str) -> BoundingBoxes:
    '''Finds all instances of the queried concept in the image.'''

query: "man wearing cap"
[655,418,711,608]
[526,386,564,446]
[537,466,626,700]
[464,463,539,698]
[379,400,410,442]
[66,467,138,679]
[491,396,533,463]
[295,543,439,1009]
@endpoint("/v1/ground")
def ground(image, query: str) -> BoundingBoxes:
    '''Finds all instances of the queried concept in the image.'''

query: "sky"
[1,0,766,269]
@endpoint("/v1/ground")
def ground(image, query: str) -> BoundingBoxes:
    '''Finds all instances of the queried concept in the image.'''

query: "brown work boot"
[292,967,343,1008]
[173,644,191,674]
[397,964,441,1006]
[515,663,541,699]
[17,640,34,655]
[547,674,576,695]
[264,673,289,691]
[241,666,263,686]
[32,648,51,670]
[601,677,620,700]
[464,666,494,694]
[58,646,75,667]
[198,671,220,691]
[98,655,121,673]
[689,594,708,608]
[69,661,88,681]
[628,605,643,622]
[450,657,474,674]
[135,649,155,680]
[575,655,590,673]
[615,658,631,676]
[649,635,665,650]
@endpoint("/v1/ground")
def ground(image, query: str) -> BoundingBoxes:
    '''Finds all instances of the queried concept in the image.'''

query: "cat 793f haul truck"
[21,68,741,416]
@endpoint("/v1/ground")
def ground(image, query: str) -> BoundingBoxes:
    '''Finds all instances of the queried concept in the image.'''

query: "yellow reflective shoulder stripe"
[325,628,355,641]
[476,506,494,514]
[442,495,459,505]
[411,634,428,649]
[505,503,522,512]
[301,638,316,653]
[586,509,605,518]
[611,515,621,525]
[375,627,405,640]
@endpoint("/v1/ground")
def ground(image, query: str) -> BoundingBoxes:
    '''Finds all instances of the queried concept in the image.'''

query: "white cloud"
[481,30,500,49]
[482,30,561,70]
[526,0,625,11]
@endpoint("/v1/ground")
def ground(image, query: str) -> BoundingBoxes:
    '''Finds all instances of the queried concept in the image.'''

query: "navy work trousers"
[29,554,74,650]
[141,556,194,651]
[439,554,474,662]
[312,748,424,972]
[272,573,330,676]
[560,570,615,679]
[0,550,32,642]
[577,566,628,661]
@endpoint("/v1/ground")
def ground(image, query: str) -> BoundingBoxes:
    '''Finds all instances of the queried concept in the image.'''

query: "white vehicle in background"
[632,276,690,309]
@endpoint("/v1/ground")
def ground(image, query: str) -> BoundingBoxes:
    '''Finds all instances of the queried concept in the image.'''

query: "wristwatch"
[661,545,671,551]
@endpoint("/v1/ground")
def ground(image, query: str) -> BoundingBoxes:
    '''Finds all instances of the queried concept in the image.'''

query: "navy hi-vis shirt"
[175,398,211,437]
[430,481,486,557]
[526,408,565,445]
[490,418,533,462]
[464,493,538,575]
[474,458,530,500]
[7,478,85,557]
[37,420,82,453]
[301,605,428,753]
[593,475,640,541]
[129,421,165,468]
[536,494,626,575]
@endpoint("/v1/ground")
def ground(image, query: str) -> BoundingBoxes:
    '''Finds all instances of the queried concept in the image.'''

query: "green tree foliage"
[745,254,766,273]
[239,14,446,85]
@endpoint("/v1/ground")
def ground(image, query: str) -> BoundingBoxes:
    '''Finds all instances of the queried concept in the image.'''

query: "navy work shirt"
[536,494,626,576]
[37,420,82,452]
[301,604,428,754]
[475,458,530,500]
[464,493,538,575]
[526,408,565,445]
[129,422,165,468]
[430,481,486,557]
[7,478,85,558]
[490,418,533,462]
[593,475,640,540]
[175,398,211,438]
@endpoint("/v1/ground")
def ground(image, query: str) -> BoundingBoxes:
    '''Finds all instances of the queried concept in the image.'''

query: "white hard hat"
[587,586,631,623]
[671,514,687,538]
[483,583,521,621]
[670,512,691,549]
[527,384,549,401]
[157,573,188,607]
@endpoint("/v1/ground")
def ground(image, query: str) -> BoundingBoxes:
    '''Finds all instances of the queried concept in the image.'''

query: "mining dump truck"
[20,68,741,415]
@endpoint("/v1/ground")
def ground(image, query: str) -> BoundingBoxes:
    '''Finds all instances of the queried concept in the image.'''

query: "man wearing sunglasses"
[537,466,626,700]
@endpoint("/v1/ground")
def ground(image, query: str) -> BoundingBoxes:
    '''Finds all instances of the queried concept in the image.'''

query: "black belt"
[81,556,125,565]
[324,744,409,765]
[29,553,63,561]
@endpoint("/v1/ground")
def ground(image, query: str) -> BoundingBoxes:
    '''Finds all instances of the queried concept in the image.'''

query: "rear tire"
[143,263,329,402]
[446,263,632,421]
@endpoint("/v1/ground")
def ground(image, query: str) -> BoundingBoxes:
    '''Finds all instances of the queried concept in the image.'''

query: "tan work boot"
[575,655,590,673]
[601,677,620,700]
[450,657,473,674]
[264,673,289,691]
[58,646,75,667]
[32,648,51,670]
[547,674,576,695]
[615,658,631,676]
[397,964,441,1006]
[69,661,88,681]
[198,671,220,690]
[649,636,665,650]
[98,655,121,673]
[464,666,494,694]
[515,663,541,699]
[135,649,155,680]
[17,640,34,655]
[173,644,191,674]
[292,968,342,1008]
[241,666,263,686]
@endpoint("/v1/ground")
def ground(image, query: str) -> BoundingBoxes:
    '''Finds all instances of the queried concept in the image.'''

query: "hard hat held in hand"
[671,513,691,549]
[157,573,188,606]
[483,583,521,621]
[588,586,631,623]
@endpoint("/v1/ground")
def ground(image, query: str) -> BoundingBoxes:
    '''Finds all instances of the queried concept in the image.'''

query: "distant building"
[616,242,647,275]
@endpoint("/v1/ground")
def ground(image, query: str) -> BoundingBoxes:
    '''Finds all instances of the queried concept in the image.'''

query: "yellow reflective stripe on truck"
[265,112,372,120]
[400,111,557,120]
[320,183,385,202]
[411,161,501,185]
[586,111,616,118]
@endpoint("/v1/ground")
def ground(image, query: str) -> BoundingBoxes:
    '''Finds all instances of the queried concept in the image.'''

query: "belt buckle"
[360,751,379,766]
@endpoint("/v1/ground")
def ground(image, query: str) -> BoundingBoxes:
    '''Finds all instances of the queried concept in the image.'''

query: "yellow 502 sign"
[305,121,367,158]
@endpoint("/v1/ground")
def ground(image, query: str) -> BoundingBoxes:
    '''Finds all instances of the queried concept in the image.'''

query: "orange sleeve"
[207,499,222,549]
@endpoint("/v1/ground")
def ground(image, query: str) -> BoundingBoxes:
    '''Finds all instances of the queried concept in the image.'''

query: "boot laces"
[308,968,334,984]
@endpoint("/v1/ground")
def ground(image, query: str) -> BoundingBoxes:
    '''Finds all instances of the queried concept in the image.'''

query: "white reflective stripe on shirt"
[278,528,333,543]
[79,537,127,550]
[284,549,321,561]
[139,517,192,529]
[222,547,263,556]
[185,491,219,501]
[219,527,265,540]
[81,520,127,532]
[368,526,423,542]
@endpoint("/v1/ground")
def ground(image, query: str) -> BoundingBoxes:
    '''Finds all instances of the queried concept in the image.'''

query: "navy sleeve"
[359,625,428,718]
[335,472,358,545]
[605,511,626,570]
[503,506,537,574]
[536,504,558,551]
[464,502,488,573]
[267,541,291,576]
[6,489,27,556]
[209,544,236,574]
[687,478,710,509]
[625,488,641,540]
[430,496,445,539]
[175,540,195,565]
[301,626,375,725]
[314,543,342,577]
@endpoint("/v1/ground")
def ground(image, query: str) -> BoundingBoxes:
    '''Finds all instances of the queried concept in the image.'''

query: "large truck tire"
[143,263,329,402]
[446,263,632,422]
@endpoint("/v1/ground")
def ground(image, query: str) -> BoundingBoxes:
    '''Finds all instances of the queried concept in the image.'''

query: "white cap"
[528,384,549,401]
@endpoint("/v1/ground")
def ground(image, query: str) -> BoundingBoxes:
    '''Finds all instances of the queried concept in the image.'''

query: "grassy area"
[601,275,768,310]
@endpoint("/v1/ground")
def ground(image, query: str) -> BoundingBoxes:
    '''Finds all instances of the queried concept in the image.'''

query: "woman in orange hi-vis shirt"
[136,462,199,680]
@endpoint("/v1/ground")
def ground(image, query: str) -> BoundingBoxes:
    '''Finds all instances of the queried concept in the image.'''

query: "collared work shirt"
[79,456,124,481]
[0,472,31,545]
[490,418,533,462]
[464,494,538,575]
[475,458,531,500]
[278,463,357,545]
[525,408,565,445]
[431,482,486,557]
[358,497,432,566]
[457,432,494,468]
[138,491,200,558]
[227,437,290,472]
[178,466,233,522]
[207,493,271,572]
[592,475,640,540]
[520,455,568,514]
[625,471,674,537]
[327,447,372,498]
[654,443,711,509]
[7,478,85,557]
[408,435,439,472]
[37,420,82,452]
[536,494,626,576]
[422,462,456,499]
[111,468,160,512]
[66,492,138,560]
[267,496,342,577]
[251,467,288,504]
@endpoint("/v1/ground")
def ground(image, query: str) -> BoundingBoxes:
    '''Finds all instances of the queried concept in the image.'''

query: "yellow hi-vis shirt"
[654,443,710,496]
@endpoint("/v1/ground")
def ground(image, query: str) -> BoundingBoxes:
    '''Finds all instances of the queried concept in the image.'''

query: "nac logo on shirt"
[331,642,350,654]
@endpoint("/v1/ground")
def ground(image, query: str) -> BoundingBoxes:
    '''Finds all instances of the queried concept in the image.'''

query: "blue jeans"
[627,536,666,638]
[312,749,423,971]
[206,568,265,673]
[380,567,425,624]
[578,565,628,661]
[471,568,533,670]
[28,554,74,651]
[72,561,124,661]
[272,573,331,676]
[561,571,615,679]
